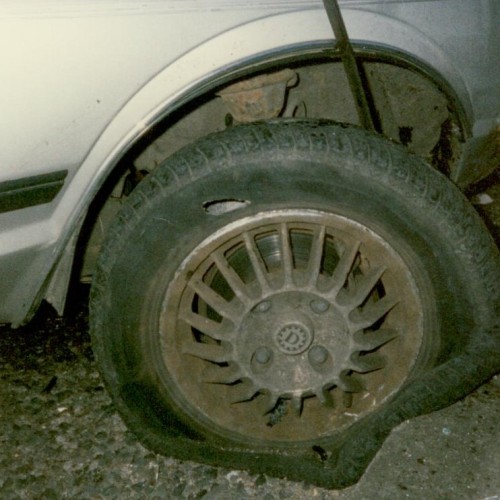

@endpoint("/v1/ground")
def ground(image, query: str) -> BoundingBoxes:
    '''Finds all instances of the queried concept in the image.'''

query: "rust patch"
[431,118,455,176]
[218,69,297,122]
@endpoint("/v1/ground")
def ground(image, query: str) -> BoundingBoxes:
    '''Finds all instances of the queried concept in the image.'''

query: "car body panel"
[0,0,498,325]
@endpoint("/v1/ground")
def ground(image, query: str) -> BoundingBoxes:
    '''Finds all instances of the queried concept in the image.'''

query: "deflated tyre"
[90,120,500,488]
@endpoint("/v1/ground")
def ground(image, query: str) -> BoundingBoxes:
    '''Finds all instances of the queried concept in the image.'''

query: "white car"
[1,0,499,488]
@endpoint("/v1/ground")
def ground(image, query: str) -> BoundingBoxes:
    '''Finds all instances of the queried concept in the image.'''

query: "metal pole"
[322,0,377,132]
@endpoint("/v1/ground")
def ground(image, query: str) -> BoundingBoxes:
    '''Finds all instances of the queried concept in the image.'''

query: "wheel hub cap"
[160,209,424,443]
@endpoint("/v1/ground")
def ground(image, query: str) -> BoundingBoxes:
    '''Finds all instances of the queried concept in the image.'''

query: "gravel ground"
[1,173,499,499]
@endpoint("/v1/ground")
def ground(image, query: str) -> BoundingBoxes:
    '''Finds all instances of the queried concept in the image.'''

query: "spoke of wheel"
[345,266,386,309]
[342,392,353,408]
[326,240,360,296]
[188,278,241,321]
[262,392,280,415]
[337,372,365,393]
[181,341,230,363]
[229,382,259,404]
[180,310,234,341]
[211,250,252,305]
[349,352,386,373]
[350,296,399,329]
[202,363,242,385]
[279,223,294,287]
[315,387,334,407]
[243,231,272,294]
[353,328,398,351]
[307,225,326,287]
[291,395,303,416]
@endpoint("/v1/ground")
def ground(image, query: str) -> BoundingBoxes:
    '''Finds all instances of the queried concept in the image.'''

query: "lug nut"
[254,346,272,364]
[254,300,271,313]
[309,345,329,365]
[310,299,329,314]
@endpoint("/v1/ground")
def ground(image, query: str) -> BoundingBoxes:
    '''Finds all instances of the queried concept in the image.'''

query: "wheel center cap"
[274,322,313,355]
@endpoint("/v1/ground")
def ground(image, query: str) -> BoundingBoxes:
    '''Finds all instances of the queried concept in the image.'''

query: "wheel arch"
[43,6,474,318]
[56,6,475,220]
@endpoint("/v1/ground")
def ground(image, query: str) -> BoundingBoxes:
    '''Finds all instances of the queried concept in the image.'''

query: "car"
[1,0,499,489]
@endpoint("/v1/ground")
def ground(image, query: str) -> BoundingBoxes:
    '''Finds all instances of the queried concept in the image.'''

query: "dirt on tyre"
[90,120,500,488]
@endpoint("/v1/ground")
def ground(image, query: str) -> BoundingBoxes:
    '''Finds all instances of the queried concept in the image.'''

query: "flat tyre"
[90,120,499,486]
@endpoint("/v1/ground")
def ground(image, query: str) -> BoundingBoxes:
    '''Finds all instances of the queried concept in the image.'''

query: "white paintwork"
[0,0,498,324]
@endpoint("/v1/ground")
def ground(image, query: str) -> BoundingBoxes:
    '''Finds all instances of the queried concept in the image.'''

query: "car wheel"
[90,120,499,486]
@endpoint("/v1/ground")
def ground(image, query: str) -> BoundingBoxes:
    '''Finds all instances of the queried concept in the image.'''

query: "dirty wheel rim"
[159,209,425,444]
